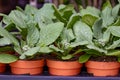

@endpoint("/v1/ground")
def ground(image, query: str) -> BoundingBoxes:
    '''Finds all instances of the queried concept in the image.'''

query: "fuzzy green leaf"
[39,22,64,46]
[112,4,120,18]
[0,37,11,46]
[73,21,93,43]
[101,7,114,27]
[52,5,67,24]
[109,26,120,37]
[61,28,75,43]
[39,47,53,53]
[62,54,73,60]
[106,50,120,56]
[49,45,64,53]
[79,54,91,63]
[0,53,18,63]
[112,17,120,26]
[27,23,39,47]
[80,6,100,17]
[22,47,40,57]
[82,14,98,27]
[67,14,80,28]
[9,10,27,28]
[106,39,120,50]
[93,19,102,39]
[102,0,112,10]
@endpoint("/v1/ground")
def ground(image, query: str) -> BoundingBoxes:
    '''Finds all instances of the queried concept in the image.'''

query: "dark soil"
[46,54,80,62]
[89,56,118,62]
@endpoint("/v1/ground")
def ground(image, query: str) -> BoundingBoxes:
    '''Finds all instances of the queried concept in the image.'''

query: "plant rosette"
[77,0,120,76]
[46,5,83,76]
[0,4,64,75]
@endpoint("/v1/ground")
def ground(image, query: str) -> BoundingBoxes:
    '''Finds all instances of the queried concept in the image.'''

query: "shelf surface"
[0,71,120,80]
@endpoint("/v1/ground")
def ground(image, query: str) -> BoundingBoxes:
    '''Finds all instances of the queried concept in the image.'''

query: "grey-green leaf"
[39,46,53,53]
[101,7,114,27]
[22,47,40,56]
[73,21,93,43]
[27,23,39,47]
[109,26,120,37]
[80,6,100,17]
[0,53,18,63]
[62,54,73,60]
[0,37,11,46]
[67,14,80,28]
[39,22,64,46]
[9,10,27,28]
[93,19,102,39]
[82,14,98,27]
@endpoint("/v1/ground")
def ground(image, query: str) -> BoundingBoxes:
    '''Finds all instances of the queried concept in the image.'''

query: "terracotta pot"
[85,61,120,76]
[0,63,6,73]
[9,59,44,75]
[46,59,83,76]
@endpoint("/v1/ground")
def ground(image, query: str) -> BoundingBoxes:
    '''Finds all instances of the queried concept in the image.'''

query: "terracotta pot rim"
[86,60,119,63]
[46,59,79,62]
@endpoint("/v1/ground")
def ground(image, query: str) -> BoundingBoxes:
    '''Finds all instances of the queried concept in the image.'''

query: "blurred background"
[0,0,119,15]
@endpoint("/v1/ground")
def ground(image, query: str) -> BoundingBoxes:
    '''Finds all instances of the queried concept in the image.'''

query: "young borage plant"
[0,4,64,63]
[48,4,83,60]
[78,0,120,63]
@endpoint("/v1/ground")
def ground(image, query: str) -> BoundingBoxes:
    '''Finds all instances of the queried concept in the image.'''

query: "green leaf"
[93,19,102,39]
[16,6,24,12]
[39,47,53,53]
[102,0,112,10]
[0,46,14,52]
[4,23,16,32]
[102,28,111,44]
[39,3,55,19]
[106,50,120,56]
[82,14,98,27]
[79,54,91,63]
[21,47,40,57]
[0,53,18,63]
[9,10,27,28]
[27,23,39,47]
[109,26,120,37]
[80,6,100,17]
[0,37,11,46]
[52,5,67,24]
[49,45,64,53]
[25,5,38,14]
[67,14,80,28]
[39,22,64,46]
[106,39,120,50]
[61,28,75,43]
[0,23,19,47]
[59,4,75,20]
[73,21,93,43]
[112,4,120,18]
[70,41,88,47]
[62,54,73,60]
[87,44,107,53]
[101,7,114,27]
[112,17,120,26]
[0,13,12,25]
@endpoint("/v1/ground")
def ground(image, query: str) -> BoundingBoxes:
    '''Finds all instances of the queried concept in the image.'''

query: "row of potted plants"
[0,0,120,77]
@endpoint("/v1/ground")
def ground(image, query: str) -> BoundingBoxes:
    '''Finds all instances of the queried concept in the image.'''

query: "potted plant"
[77,0,120,76]
[46,4,83,76]
[0,4,64,75]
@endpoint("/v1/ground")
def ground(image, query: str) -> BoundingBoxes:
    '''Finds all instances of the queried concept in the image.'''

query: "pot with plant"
[0,4,64,75]
[46,4,83,76]
[76,0,120,76]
